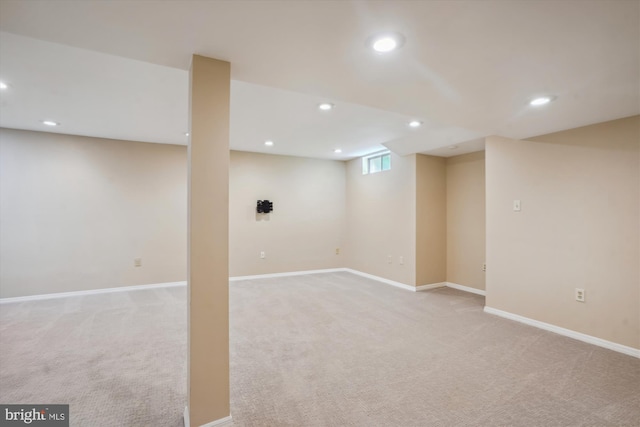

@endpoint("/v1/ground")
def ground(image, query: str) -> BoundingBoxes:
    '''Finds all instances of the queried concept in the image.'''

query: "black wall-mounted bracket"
[257,200,274,214]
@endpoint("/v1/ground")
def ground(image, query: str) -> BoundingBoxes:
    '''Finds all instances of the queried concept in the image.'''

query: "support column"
[187,55,231,427]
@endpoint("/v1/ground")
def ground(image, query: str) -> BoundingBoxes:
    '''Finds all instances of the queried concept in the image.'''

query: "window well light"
[368,32,405,53]
[0,82,7,90]
[529,96,555,106]
[334,149,342,154]
[318,103,334,111]
[264,140,274,147]
[408,120,422,128]
[42,120,60,126]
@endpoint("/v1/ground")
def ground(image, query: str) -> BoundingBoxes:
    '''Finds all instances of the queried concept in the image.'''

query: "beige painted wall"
[0,128,187,298]
[187,55,230,426]
[446,151,485,290]
[345,153,416,286]
[229,151,346,276]
[486,116,639,349]
[416,154,447,285]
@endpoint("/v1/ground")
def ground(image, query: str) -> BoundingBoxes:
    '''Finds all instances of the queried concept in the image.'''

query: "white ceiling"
[0,0,638,159]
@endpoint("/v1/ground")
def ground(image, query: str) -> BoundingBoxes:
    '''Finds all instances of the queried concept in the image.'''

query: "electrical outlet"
[335,248,340,255]
[260,251,266,259]
[575,288,585,302]
[482,263,486,272]
[399,256,404,265]
[134,258,142,267]
[513,199,521,211]
[387,255,392,264]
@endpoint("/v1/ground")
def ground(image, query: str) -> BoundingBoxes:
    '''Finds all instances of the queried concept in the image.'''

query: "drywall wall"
[446,151,485,290]
[485,115,639,349]
[229,151,346,276]
[416,154,447,286]
[345,152,416,286]
[0,128,187,298]
[187,55,230,427]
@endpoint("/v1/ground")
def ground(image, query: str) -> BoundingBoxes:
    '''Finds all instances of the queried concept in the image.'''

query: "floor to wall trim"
[445,282,486,296]
[416,282,447,291]
[0,281,187,304]
[484,306,640,359]
[201,416,233,427]
[344,268,419,291]
[229,268,347,281]
[0,271,488,303]
[230,268,474,296]
[184,407,233,427]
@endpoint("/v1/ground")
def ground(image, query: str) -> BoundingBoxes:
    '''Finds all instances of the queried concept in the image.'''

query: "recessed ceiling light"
[42,120,60,126]
[318,103,334,111]
[264,140,274,147]
[408,120,422,128]
[374,37,396,52]
[0,82,7,90]
[368,32,405,53]
[334,149,342,154]
[184,132,190,136]
[529,96,555,106]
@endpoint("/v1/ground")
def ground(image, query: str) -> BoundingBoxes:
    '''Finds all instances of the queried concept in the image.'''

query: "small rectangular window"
[381,154,391,171]
[362,151,391,175]
[370,156,382,173]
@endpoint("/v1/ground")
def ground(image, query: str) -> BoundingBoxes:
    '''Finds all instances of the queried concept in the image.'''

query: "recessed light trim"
[373,37,397,52]
[334,149,342,154]
[408,120,422,128]
[318,103,334,111]
[367,32,405,53]
[529,96,556,106]
[264,140,274,147]
[0,82,7,90]
[42,120,60,126]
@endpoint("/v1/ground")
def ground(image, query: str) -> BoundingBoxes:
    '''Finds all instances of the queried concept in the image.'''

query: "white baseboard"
[445,282,486,296]
[202,416,233,427]
[184,407,233,427]
[416,282,447,291]
[0,271,485,302]
[344,268,417,291]
[229,267,443,293]
[0,281,187,304]
[345,269,446,292]
[230,267,438,292]
[484,306,640,359]
[229,268,347,281]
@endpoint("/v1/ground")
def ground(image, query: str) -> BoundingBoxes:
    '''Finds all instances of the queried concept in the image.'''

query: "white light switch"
[513,200,521,211]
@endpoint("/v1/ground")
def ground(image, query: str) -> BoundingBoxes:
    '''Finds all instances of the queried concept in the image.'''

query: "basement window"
[362,150,391,175]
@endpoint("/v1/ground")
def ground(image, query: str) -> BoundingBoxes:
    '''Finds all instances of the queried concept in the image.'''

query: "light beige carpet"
[0,285,187,426]
[1,272,639,426]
